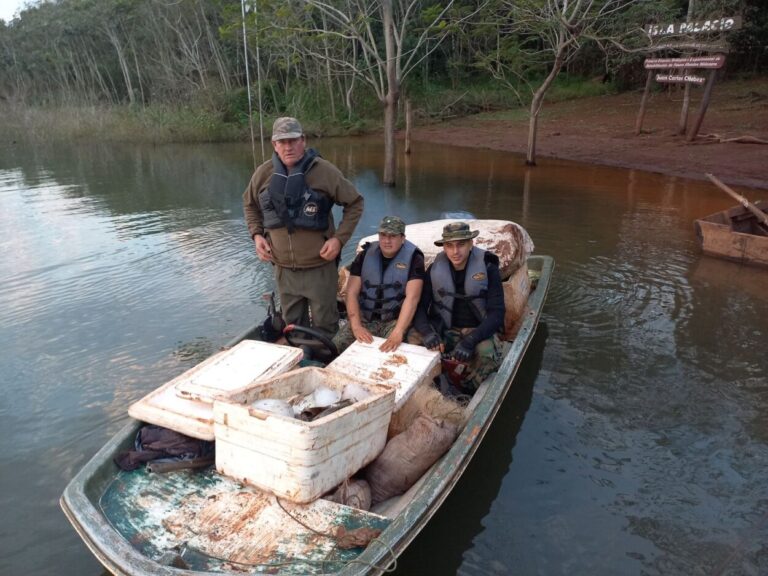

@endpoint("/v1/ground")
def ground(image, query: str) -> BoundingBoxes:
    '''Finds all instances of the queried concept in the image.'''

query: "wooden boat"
[694,200,768,268]
[61,236,553,575]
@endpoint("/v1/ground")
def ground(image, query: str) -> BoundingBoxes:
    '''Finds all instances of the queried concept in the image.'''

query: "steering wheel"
[282,324,339,363]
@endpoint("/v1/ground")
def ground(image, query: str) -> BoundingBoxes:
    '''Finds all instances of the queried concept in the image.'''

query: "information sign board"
[644,55,726,70]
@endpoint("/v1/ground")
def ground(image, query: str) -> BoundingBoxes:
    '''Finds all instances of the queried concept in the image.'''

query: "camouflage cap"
[271,117,303,141]
[434,221,479,246]
[378,215,406,235]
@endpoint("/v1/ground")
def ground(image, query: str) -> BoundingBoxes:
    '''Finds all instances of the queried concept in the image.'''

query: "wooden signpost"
[634,14,741,141]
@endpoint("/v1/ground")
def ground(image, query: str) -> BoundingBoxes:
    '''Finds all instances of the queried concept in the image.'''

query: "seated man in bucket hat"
[411,221,505,393]
[333,215,425,353]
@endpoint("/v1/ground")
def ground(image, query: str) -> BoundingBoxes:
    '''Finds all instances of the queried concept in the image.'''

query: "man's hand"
[379,328,404,352]
[319,237,342,261]
[452,340,474,362]
[422,331,441,351]
[254,234,272,262]
[351,322,374,344]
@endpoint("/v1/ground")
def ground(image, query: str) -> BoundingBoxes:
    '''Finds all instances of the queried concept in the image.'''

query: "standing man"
[334,216,425,353]
[243,117,364,338]
[412,222,505,393]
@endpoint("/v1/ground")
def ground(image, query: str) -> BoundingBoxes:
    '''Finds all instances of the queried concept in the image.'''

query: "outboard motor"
[259,292,285,343]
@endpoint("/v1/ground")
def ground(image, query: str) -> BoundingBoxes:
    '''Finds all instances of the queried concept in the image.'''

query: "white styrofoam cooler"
[128,340,303,440]
[213,366,395,504]
[327,337,440,411]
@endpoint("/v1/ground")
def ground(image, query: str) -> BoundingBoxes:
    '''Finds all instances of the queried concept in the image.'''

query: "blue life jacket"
[430,246,488,329]
[359,240,418,322]
[260,148,332,233]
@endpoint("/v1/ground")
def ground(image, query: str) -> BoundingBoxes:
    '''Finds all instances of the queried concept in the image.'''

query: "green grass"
[0,75,680,144]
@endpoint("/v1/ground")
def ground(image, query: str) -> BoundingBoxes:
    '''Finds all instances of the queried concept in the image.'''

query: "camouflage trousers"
[443,328,502,392]
[332,317,402,354]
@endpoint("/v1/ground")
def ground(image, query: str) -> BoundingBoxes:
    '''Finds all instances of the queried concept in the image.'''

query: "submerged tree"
[283,0,459,186]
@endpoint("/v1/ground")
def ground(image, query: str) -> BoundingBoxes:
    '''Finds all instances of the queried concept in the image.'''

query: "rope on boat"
[275,496,399,573]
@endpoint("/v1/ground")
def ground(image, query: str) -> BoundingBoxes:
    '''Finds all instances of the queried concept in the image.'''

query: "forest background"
[1,0,766,160]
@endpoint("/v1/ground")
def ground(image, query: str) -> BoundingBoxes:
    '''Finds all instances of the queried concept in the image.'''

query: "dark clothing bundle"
[114,425,214,471]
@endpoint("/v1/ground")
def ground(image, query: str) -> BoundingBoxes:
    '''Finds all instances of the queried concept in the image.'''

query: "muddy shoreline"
[407,78,768,192]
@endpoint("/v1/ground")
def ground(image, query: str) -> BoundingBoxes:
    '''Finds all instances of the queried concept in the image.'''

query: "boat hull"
[61,255,554,576]
[694,200,768,268]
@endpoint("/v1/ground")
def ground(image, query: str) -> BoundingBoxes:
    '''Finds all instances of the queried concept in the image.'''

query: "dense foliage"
[0,0,764,139]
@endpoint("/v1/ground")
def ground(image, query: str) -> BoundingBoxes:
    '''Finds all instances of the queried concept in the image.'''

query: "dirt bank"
[409,78,768,192]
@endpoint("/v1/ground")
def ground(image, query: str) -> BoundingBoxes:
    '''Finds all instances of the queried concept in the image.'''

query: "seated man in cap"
[411,221,505,393]
[243,117,364,339]
[333,216,425,353]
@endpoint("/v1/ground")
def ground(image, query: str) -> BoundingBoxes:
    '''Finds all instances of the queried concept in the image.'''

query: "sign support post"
[686,69,717,142]
[634,70,653,135]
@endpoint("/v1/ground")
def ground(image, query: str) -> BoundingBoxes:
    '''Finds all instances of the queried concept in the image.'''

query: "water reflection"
[395,323,547,575]
[0,137,766,576]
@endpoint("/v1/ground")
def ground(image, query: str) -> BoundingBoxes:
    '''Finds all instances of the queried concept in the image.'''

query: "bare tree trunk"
[344,44,358,119]
[320,11,336,119]
[525,107,539,166]
[405,99,412,155]
[200,1,231,91]
[525,48,564,165]
[381,0,398,186]
[104,23,135,105]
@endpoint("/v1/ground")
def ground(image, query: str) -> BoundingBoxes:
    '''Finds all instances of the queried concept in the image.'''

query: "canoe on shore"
[61,248,553,575]
[694,200,768,268]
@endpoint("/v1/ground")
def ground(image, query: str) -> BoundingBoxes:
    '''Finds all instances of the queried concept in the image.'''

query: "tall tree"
[286,0,458,185]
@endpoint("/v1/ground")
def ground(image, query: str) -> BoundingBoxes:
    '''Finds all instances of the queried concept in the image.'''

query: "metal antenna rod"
[253,0,266,162]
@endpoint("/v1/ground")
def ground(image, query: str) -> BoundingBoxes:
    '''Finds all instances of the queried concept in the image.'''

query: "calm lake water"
[1,136,766,576]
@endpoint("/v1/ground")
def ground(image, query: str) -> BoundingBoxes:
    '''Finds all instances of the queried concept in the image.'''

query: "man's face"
[272,136,306,168]
[379,233,405,258]
[442,239,472,270]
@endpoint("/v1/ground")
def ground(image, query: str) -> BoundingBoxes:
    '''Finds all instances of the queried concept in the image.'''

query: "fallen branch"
[699,133,768,145]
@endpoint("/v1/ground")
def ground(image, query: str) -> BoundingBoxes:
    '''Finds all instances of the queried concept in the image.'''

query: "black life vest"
[359,240,418,322]
[430,247,488,329]
[259,148,332,233]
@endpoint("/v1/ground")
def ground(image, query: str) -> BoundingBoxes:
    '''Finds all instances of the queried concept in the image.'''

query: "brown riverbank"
[408,77,768,192]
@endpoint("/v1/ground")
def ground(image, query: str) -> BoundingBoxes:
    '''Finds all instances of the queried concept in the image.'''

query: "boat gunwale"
[60,254,555,576]
[696,199,768,227]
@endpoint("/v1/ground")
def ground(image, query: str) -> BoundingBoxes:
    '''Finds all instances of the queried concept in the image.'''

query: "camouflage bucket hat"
[434,221,479,246]
[378,215,406,235]
[272,117,303,141]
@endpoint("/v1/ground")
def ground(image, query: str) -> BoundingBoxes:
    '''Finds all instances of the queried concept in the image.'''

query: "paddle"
[705,173,768,234]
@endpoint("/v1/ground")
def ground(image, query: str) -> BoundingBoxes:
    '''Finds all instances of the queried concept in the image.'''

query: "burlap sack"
[324,478,372,511]
[502,261,531,341]
[388,383,466,438]
[366,413,459,505]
